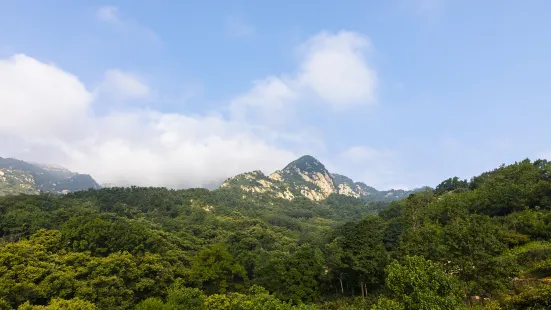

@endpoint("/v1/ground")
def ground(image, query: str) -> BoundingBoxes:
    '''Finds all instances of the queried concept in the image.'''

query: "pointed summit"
[282,155,328,174]
[219,155,421,201]
[268,155,336,200]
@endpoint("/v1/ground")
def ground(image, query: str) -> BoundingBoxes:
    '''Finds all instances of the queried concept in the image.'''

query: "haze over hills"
[221,155,423,201]
[0,157,101,196]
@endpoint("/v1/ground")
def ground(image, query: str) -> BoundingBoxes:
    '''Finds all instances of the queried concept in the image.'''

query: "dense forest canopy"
[2,159,551,309]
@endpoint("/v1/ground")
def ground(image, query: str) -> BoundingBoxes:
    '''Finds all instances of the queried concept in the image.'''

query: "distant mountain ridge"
[221,155,422,201]
[0,155,421,201]
[0,157,101,196]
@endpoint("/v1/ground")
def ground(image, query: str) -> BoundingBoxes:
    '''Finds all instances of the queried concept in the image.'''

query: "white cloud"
[96,6,119,23]
[0,55,93,141]
[63,110,296,188]
[96,69,151,102]
[226,16,255,38]
[228,30,378,131]
[229,76,297,128]
[297,31,377,107]
[0,30,381,188]
[0,54,295,188]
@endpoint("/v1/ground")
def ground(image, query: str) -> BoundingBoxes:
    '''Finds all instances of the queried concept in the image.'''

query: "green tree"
[443,215,518,297]
[190,244,247,293]
[135,298,171,310]
[165,286,205,310]
[382,256,463,310]
[255,245,324,303]
[339,216,389,297]
[18,298,97,310]
[435,177,469,195]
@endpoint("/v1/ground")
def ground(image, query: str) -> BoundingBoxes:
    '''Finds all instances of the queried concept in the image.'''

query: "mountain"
[220,155,421,201]
[0,157,101,196]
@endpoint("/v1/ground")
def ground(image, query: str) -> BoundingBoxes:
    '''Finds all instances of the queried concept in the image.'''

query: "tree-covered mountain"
[3,158,551,309]
[221,155,422,201]
[0,157,101,196]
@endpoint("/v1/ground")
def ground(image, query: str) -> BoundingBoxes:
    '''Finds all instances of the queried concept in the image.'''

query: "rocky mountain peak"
[282,155,328,174]
[266,155,335,200]
[220,155,422,202]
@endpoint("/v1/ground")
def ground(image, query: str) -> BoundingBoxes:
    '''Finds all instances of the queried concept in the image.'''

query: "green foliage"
[502,209,551,240]
[166,286,205,310]
[60,216,156,256]
[443,215,518,296]
[505,283,551,309]
[3,158,551,308]
[190,244,248,293]
[383,256,463,310]
[18,298,97,309]
[135,285,309,310]
[136,298,171,310]
[255,245,324,303]
[0,157,100,196]
[468,159,551,216]
[435,177,469,195]
[339,216,389,294]
[371,297,405,310]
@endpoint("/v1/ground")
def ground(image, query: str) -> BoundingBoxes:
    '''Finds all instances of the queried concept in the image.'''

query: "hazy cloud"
[96,69,151,102]
[0,30,383,188]
[229,76,297,128]
[95,5,162,46]
[230,31,378,128]
[0,54,295,188]
[96,6,119,23]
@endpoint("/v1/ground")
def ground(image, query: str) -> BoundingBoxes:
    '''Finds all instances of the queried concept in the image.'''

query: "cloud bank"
[0,31,384,188]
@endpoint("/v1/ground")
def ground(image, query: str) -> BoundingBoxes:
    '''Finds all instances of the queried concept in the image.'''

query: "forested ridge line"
[2,159,551,309]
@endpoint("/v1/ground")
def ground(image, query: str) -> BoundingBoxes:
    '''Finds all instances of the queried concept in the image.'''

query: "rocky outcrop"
[221,170,295,200]
[337,183,360,198]
[267,155,337,201]
[219,155,421,202]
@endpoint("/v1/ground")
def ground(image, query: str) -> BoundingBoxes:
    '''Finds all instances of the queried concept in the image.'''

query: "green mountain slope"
[0,157,101,196]
[1,159,551,309]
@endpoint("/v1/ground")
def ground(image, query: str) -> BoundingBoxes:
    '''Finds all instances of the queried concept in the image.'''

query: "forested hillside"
[0,157,100,196]
[2,159,551,309]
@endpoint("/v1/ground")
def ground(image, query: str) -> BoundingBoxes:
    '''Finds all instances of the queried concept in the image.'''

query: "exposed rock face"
[220,155,422,201]
[276,190,295,200]
[268,172,284,182]
[337,183,360,198]
[268,155,337,201]
[220,170,295,200]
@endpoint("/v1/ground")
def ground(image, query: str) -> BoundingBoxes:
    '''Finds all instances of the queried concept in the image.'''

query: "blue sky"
[0,0,550,190]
